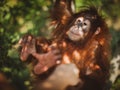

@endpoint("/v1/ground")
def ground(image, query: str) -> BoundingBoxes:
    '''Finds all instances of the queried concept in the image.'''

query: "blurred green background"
[0,0,120,90]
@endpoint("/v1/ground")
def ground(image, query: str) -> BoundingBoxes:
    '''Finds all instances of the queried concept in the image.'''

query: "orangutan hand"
[33,46,62,75]
[18,35,36,61]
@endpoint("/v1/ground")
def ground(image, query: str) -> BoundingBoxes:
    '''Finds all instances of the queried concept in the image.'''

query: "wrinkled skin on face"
[66,17,91,42]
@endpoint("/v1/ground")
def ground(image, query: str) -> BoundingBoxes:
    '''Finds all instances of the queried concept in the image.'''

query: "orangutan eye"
[83,22,87,25]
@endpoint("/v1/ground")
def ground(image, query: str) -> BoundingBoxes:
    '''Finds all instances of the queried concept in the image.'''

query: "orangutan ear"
[95,27,101,35]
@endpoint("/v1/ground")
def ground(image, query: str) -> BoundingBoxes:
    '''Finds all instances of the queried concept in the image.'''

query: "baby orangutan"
[19,0,111,90]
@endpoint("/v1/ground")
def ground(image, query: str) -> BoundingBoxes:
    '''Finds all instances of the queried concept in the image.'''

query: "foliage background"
[0,0,120,90]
